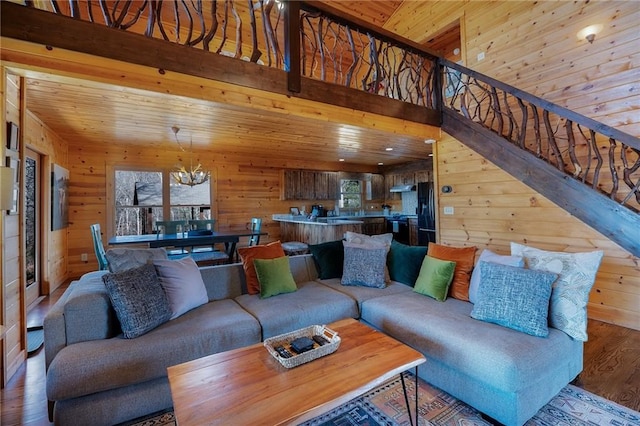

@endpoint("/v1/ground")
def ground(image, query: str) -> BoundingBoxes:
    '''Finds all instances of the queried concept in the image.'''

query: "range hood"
[389,184,416,193]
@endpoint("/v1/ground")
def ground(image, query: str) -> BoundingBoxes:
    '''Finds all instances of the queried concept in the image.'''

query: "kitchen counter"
[273,214,363,244]
[272,214,363,225]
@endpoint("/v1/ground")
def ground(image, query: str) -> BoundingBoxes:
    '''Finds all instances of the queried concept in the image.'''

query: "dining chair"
[155,220,190,256]
[235,217,263,262]
[155,220,190,234]
[188,219,218,254]
[188,219,216,231]
[90,224,109,270]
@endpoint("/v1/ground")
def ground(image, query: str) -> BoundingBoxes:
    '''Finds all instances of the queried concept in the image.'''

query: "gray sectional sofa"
[44,254,582,426]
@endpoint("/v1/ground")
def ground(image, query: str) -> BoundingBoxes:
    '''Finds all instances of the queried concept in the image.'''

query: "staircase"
[438,59,640,257]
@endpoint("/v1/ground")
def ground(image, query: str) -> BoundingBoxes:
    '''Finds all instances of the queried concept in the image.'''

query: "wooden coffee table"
[167,318,426,425]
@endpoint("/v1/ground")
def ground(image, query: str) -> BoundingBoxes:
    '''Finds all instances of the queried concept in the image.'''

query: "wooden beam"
[0,2,440,126]
[442,108,640,258]
[284,0,301,93]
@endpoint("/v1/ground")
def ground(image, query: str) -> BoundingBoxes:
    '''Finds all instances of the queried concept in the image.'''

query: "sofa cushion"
[428,243,476,301]
[317,278,412,314]
[471,262,556,337]
[387,240,427,286]
[238,241,286,295]
[234,281,358,339]
[105,248,168,273]
[469,249,524,304]
[341,241,388,288]
[308,240,344,279]
[254,256,298,298]
[102,264,172,338]
[47,299,261,401]
[413,255,456,302]
[153,257,208,319]
[511,242,604,341]
[360,291,583,394]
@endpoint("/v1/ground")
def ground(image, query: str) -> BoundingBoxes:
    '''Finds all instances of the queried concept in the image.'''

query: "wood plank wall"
[436,133,640,331]
[383,0,639,136]
[24,110,69,291]
[2,70,23,385]
[1,67,69,386]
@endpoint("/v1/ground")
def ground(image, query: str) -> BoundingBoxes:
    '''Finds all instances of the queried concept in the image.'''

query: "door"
[25,149,42,307]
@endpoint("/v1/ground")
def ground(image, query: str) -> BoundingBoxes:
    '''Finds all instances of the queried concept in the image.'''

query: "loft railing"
[441,59,640,213]
[13,1,640,216]
[23,0,439,109]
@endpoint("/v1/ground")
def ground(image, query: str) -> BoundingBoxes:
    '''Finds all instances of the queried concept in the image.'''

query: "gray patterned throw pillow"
[471,261,557,337]
[102,263,172,338]
[341,241,388,288]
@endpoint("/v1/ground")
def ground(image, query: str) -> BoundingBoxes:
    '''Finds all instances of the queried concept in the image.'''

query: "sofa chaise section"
[360,291,583,426]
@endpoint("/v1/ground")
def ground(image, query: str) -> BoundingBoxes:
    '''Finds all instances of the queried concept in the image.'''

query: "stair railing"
[440,59,640,214]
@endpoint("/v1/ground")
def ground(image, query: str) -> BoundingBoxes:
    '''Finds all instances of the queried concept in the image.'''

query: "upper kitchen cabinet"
[414,170,432,183]
[365,173,385,200]
[282,170,339,200]
[315,171,339,200]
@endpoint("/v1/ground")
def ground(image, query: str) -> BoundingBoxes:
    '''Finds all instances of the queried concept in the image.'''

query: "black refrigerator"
[417,182,437,245]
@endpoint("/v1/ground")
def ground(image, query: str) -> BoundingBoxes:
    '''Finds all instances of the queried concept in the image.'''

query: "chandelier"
[170,126,210,187]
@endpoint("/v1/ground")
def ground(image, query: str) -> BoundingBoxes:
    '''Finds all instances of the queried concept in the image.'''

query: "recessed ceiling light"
[339,158,345,162]
[428,153,434,157]
[378,162,384,166]
[424,139,436,144]
[385,147,393,151]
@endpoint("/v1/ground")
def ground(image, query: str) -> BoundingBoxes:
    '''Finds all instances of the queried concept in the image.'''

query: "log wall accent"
[436,133,640,331]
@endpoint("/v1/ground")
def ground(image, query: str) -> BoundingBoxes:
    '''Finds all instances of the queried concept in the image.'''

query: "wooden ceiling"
[19,1,451,168]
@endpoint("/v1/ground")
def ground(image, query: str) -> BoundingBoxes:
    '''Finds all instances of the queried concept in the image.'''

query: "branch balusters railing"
[25,0,286,65]
[17,0,640,214]
[298,3,439,108]
[441,59,640,213]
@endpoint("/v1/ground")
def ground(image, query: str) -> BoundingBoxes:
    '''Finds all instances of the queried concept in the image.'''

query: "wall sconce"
[577,24,603,44]
[0,166,14,211]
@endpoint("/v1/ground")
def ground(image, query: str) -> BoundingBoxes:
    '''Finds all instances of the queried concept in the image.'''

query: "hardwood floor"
[1,283,639,425]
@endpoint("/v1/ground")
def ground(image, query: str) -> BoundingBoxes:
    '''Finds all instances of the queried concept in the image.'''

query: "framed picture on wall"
[6,121,19,151]
[6,156,20,215]
[51,164,69,230]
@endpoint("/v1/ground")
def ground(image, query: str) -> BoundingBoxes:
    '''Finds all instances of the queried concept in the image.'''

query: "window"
[114,169,211,236]
[339,179,362,211]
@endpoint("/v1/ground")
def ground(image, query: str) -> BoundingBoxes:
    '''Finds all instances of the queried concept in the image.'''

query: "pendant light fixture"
[170,126,210,187]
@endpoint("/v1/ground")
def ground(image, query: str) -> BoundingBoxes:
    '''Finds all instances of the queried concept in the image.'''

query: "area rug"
[127,373,640,426]
[27,325,44,356]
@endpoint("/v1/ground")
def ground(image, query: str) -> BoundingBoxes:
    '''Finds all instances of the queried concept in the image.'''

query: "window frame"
[108,165,213,237]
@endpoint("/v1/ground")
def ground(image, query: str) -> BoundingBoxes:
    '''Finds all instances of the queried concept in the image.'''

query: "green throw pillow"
[254,256,298,299]
[413,255,456,301]
[308,240,344,279]
[387,240,428,286]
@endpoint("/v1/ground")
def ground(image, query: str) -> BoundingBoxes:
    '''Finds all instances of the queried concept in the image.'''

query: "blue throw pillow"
[102,263,172,338]
[387,240,427,286]
[308,240,344,279]
[471,262,556,337]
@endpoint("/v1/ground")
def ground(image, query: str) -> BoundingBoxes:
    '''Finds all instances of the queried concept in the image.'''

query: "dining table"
[108,230,266,264]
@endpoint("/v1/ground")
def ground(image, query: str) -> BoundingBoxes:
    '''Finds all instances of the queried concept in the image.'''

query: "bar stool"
[281,241,309,256]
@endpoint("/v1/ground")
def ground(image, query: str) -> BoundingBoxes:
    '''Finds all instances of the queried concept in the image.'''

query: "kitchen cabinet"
[361,217,386,235]
[395,172,416,186]
[365,174,385,200]
[282,170,339,200]
[415,170,432,183]
[408,218,419,246]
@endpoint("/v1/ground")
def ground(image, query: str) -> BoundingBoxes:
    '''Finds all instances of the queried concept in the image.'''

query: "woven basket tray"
[264,324,340,368]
